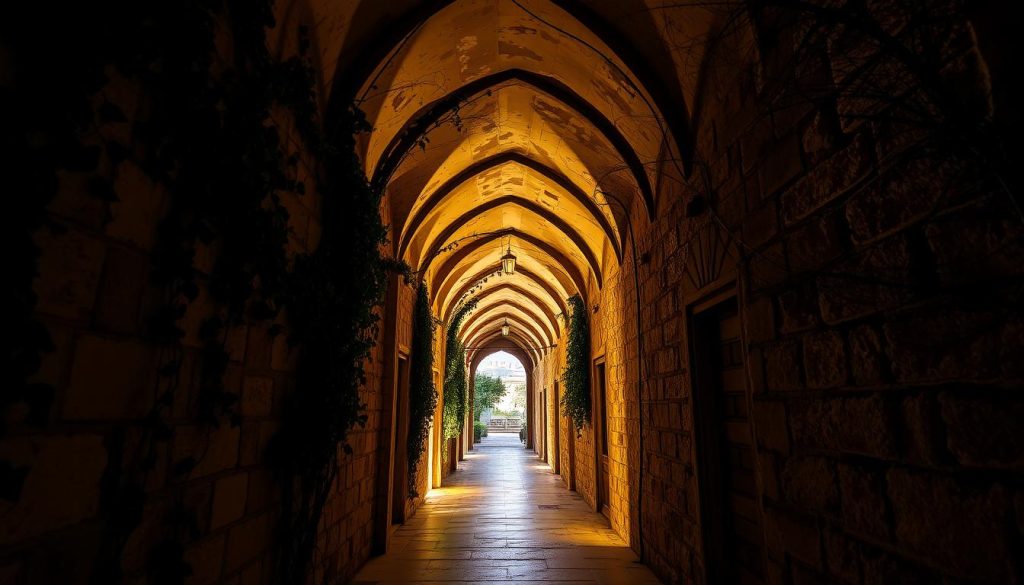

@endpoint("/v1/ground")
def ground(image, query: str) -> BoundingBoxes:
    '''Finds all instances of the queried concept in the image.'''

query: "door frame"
[541,388,548,463]
[593,354,609,517]
[552,382,561,475]
[560,380,576,491]
[372,275,401,554]
[390,350,411,526]
[689,283,767,582]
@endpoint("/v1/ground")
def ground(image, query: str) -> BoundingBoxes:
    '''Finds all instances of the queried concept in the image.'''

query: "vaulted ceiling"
[323,0,696,361]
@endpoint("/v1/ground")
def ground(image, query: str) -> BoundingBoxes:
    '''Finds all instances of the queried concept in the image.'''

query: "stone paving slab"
[353,433,661,584]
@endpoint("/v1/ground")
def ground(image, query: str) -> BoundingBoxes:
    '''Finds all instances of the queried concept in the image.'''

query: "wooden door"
[693,297,764,584]
[595,361,610,518]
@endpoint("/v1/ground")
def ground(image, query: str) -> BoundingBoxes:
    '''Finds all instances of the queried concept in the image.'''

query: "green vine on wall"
[3,1,400,583]
[561,295,590,433]
[442,299,477,442]
[406,282,437,496]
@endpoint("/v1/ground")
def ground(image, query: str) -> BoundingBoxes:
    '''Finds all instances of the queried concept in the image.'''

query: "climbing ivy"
[3,1,401,583]
[406,282,438,496]
[442,299,477,441]
[560,295,590,433]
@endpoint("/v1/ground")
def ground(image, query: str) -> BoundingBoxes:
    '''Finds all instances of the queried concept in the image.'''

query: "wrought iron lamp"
[500,240,517,275]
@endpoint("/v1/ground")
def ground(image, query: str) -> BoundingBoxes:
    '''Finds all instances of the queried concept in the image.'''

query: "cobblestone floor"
[353,432,661,584]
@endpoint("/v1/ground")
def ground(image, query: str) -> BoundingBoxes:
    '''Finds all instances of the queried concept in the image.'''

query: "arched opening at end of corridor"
[470,350,529,444]
[361,0,686,573]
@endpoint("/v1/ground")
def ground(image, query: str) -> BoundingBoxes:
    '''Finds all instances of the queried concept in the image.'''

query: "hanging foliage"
[561,295,590,433]
[2,1,402,582]
[406,282,437,496]
[442,299,477,440]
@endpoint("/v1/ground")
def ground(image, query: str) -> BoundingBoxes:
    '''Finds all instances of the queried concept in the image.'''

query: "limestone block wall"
[595,5,1024,584]
[0,6,394,583]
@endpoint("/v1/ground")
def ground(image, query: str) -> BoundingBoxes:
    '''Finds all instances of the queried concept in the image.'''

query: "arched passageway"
[6,0,1020,584]
[363,0,678,567]
[354,432,661,584]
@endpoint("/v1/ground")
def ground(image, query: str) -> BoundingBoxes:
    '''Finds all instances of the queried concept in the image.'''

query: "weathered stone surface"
[860,543,943,585]
[271,330,300,371]
[225,512,273,574]
[837,463,889,540]
[33,228,106,321]
[817,236,915,324]
[743,200,779,248]
[760,132,804,199]
[184,534,226,585]
[244,326,273,368]
[886,468,1010,580]
[107,161,167,250]
[764,340,802,392]
[845,158,951,245]
[900,394,944,467]
[754,400,790,454]
[801,111,838,167]
[749,242,790,291]
[746,295,776,344]
[782,456,838,513]
[0,435,107,544]
[765,506,822,568]
[802,330,847,389]
[848,324,886,386]
[63,334,157,420]
[778,283,819,334]
[790,396,896,458]
[883,308,1000,383]
[939,391,1024,468]
[183,480,213,535]
[786,211,848,273]
[241,376,273,418]
[172,424,240,480]
[211,473,249,530]
[823,529,860,584]
[94,245,147,334]
[925,210,1024,286]
[782,132,873,225]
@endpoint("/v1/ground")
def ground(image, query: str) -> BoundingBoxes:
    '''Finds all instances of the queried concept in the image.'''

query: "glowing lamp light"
[501,318,510,337]
[501,243,517,275]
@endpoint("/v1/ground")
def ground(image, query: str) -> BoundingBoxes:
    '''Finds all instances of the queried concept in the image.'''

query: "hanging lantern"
[501,318,510,337]
[501,242,517,275]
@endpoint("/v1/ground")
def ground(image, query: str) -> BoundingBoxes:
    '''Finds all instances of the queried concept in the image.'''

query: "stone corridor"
[5,1,1022,584]
[354,433,659,584]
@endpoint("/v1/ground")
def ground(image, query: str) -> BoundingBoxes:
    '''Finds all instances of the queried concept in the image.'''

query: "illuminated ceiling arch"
[412,195,604,285]
[469,338,535,378]
[429,229,588,305]
[462,306,552,347]
[469,333,539,370]
[441,267,567,324]
[345,0,684,357]
[397,150,623,258]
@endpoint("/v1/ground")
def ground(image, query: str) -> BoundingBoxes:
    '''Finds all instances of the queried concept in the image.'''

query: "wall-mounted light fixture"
[501,318,510,337]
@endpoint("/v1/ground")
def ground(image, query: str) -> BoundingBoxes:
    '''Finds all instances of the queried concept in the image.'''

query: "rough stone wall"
[595,262,643,545]
[2,132,386,584]
[601,4,1024,585]
[0,12,392,585]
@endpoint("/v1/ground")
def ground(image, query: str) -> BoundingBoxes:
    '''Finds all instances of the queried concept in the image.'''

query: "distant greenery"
[560,295,590,433]
[473,374,506,420]
[473,421,487,442]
